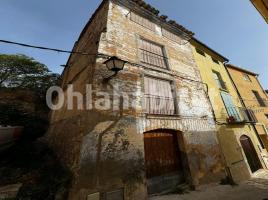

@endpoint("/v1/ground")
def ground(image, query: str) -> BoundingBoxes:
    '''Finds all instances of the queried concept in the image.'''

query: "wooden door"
[144,130,182,178]
[240,135,262,172]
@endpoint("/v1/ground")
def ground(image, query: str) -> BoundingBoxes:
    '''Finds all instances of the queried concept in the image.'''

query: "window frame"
[162,28,181,44]
[143,75,177,115]
[252,90,266,107]
[243,74,251,82]
[130,12,156,32]
[139,37,170,70]
[212,70,228,91]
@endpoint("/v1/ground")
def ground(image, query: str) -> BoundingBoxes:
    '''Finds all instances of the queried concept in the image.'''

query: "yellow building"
[191,38,268,182]
[226,64,268,150]
[251,0,268,23]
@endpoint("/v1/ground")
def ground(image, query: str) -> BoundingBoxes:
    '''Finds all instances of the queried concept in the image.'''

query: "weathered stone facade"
[46,0,225,199]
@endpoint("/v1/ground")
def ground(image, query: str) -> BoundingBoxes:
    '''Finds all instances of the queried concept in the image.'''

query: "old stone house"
[46,0,225,199]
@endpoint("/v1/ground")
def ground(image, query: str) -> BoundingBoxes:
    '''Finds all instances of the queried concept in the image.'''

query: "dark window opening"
[253,90,266,107]
[196,48,205,56]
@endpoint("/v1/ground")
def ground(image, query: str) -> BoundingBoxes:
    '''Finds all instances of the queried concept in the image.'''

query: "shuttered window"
[130,12,155,31]
[221,92,241,122]
[253,90,267,107]
[162,29,181,44]
[139,39,168,69]
[144,76,175,115]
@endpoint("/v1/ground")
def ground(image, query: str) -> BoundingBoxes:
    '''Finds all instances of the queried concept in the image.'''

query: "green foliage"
[0,103,48,139]
[0,54,60,98]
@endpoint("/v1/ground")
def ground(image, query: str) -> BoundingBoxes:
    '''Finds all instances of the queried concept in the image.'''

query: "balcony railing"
[226,107,257,123]
[144,94,175,115]
[140,49,168,69]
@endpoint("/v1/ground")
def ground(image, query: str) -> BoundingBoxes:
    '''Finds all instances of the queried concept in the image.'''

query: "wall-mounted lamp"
[103,56,126,81]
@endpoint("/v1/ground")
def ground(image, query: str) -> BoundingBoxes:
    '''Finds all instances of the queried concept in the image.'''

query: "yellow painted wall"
[227,66,268,149]
[190,41,243,121]
[191,40,267,182]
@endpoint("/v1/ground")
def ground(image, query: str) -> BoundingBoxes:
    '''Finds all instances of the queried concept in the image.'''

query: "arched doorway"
[144,129,185,194]
[240,135,262,173]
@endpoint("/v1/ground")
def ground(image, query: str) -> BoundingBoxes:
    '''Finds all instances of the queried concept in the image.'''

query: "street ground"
[150,170,268,200]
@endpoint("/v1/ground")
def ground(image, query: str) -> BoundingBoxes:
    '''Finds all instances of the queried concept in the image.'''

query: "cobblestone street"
[150,170,268,200]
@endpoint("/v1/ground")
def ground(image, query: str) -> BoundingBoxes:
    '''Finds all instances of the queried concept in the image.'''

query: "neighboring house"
[226,64,268,152]
[190,39,267,182]
[251,0,268,23]
[46,0,224,199]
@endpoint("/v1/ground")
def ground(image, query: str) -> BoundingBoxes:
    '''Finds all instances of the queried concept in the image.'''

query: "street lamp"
[103,56,126,81]
[104,56,126,73]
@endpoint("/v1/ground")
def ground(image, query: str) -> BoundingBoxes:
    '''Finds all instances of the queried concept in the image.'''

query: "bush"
[0,103,48,140]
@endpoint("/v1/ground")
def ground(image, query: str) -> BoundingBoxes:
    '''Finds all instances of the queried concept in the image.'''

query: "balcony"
[226,107,257,124]
[144,94,175,115]
[140,49,168,69]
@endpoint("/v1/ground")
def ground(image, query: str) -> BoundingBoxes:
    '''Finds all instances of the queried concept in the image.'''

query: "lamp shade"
[104,56,126,72]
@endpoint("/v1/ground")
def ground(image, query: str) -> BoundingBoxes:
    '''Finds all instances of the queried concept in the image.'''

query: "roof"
[226,64,259,76]
[250,0,268,24]
[190,37,229,62]
[127,0,194,36]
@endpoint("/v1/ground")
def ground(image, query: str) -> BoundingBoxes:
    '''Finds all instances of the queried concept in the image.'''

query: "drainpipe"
[223,63,267,163]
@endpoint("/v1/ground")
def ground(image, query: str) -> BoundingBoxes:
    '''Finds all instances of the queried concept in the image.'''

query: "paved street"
[150,170,268,200]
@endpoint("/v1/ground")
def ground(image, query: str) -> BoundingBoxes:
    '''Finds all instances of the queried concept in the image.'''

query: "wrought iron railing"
[225,106,257,123]
[144,94,175,115]
[140,49,168,69]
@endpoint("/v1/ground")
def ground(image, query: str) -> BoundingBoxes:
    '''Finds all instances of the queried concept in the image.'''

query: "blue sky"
[1,0,268,88]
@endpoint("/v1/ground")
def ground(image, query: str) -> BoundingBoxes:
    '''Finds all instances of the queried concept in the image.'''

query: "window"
[162,29,181,43]
[221,92,241,122]
[252,90,266,107]
[243,74,251,82]
[196,48,205,56]
[130,12,155,31]
[144,76,175,115]
[212,71,227,90]
[139,38,168,69]
[212,58,219,64]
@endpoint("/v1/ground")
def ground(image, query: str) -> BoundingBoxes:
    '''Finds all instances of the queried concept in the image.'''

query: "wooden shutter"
[140,39,167,69]
[162,29,181,44]
[221,92,241,121]
[130,12,155,31]
[144,77,175,115]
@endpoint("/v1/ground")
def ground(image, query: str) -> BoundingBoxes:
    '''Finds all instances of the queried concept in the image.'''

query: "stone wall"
[46,0,225,199]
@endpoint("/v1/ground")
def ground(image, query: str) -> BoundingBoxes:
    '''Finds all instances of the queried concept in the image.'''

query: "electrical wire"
[0,39,207,87]
[0,39,108,58]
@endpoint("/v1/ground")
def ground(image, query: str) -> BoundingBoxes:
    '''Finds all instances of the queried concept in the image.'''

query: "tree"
[0,54,60,97]
[0,54,60,138]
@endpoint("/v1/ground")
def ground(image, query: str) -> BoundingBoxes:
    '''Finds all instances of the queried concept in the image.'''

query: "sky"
[0,0,268,88]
